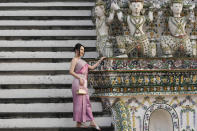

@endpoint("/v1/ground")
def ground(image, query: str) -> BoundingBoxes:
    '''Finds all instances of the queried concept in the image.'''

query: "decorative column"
[111,99,132,131]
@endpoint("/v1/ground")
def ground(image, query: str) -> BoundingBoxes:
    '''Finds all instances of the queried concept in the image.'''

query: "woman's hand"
[100,56,106,62]
[79,78,84,86]
[88,57,106,70]
[97,56,106,64]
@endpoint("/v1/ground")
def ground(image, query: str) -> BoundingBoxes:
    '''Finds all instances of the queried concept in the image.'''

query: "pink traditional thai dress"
[72,58,94,122]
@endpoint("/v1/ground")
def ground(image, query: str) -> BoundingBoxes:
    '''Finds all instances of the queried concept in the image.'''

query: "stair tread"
[0,127,114,131]
[0,2,95,7]
[0,10,92,16]
[0,103,103,112]
[0,20,94,26]
[0,117,112,128]
[0,52,98,58]
[0,40,96,47]
[0,30,96,36]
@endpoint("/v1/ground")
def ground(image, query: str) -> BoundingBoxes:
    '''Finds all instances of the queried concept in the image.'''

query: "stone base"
[88,58,197,131]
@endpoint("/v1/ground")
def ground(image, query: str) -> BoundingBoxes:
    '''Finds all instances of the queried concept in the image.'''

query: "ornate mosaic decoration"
[111,100,132,131]
[101,95,197,131]
[88,58,197,96]
[93,0,197,57]
[88,58,197,131]
[89,58,197,71]
[91,0,197,130]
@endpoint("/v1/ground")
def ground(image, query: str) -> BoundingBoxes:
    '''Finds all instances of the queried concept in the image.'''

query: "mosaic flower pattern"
[88,58,197,96]
[112,100,132,131]
[89,58,197,71]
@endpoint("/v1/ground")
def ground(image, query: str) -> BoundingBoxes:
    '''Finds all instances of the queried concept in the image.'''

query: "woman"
[69,43,105,130]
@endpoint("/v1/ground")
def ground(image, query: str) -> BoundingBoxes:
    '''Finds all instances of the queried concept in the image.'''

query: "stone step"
[0,10,91,16]
[0,30,96,36]
[0,16,92,20]
[0,47,96,52]
[0,20,95,30]
[0,52,98,58]
[0,89,73,98]
[0,89,98,101]
[2,127,114,131]
[0,58,90,63]
[0,7,93,11]
[0,75,73,84]
[0,127,114,131]
[0,89,99,103]
[0,40,96,47]
[62,127,114,131]
[0,20,94,26]
[0,2,95,7]
[0,112,110,119]
[0,103,102,112]
[0,26,95,30]
[0,85,73,89]
[0,117,112,128]
[0,0,95,2]
[0,36,96,40]
[0,98,71,103]
[0,63,70,71]
[0,97,100,103]
[0,5,94,11]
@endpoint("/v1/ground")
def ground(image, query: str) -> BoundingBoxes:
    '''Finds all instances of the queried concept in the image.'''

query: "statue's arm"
[146,3,161,23]
[149,11,154,22]
[111,2,124,22]
[107,9,115,24]
[187,4,195,23]
[117,10,124,22]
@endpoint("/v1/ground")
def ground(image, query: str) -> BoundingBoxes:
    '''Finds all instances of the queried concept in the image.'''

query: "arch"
[143,103,179,131]
[149,109,173,131]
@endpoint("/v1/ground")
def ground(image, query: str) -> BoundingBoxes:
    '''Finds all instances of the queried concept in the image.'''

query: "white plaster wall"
[149,109,173,131]
[127,95,197,131]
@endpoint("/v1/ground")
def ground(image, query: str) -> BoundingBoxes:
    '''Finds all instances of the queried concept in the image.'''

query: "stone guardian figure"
[95,0,115,57]
[160,0,195,57]
[111,0,156,57]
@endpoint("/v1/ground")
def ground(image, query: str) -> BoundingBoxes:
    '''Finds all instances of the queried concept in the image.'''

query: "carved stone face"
[95,5,105,17]
[171,3,183,15]
[129,2,143,15]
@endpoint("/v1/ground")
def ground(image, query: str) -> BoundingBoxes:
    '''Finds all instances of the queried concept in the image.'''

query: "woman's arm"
[69,58,84,85]
[69,58,80,79]
[88,57,105,70]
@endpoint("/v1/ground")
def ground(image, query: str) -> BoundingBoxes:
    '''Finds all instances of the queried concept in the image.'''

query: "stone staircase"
[0,0,113,130]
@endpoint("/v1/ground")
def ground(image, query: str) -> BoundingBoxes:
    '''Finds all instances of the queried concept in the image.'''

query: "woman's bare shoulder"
[71,57,78,62]
[71,58,81,65]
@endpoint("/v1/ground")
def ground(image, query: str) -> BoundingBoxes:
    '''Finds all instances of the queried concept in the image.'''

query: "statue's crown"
[171,0,183,3]
[95,0,105,6]
[129,0,144,3]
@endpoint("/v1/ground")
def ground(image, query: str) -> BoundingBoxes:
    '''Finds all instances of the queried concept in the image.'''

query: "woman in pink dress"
[69,43,105,130]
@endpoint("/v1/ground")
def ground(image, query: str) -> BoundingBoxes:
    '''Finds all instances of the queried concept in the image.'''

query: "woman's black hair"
[73,43,85,56]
